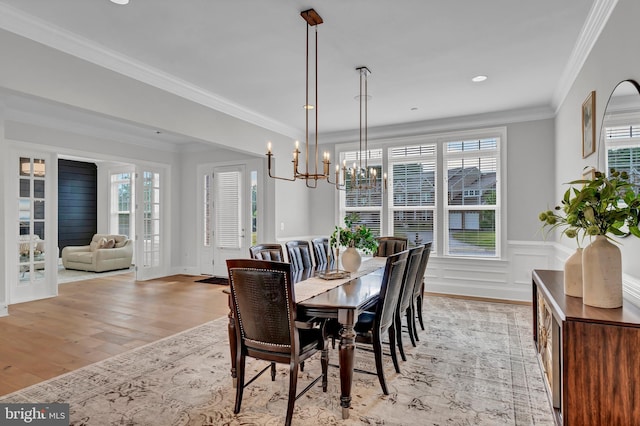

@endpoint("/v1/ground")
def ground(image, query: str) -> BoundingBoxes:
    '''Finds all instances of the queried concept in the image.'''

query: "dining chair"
[285,240,314,271]
[249,243,285,261]
[311,237,334,267]
[411,242,432,340]
[394,245,424,360]
[226,259,329,426]
[375,236,408,257]
[352,250,408,395]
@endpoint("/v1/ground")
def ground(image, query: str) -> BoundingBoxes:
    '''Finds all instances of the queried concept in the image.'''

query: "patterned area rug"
[0,297,554,425]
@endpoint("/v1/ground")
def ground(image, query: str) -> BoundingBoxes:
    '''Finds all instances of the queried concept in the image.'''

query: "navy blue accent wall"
[58,159,97,256]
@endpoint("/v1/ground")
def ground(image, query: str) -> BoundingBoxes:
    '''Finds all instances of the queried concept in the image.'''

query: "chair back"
[376,236,408,257]
[412,242,432,299]
[312,237,334,266]
[397,245,425,314]
[249,244,285,262]
[227,259,296,355]
[285,240,314,271]
[376,250,409,333]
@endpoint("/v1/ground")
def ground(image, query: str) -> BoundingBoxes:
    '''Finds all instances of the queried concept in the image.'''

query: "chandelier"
[348,66,386,191]
[266,9,339,189]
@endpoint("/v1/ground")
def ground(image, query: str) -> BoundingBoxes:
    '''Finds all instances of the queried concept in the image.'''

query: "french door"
[135,167,166,280]
[11,153,57,303]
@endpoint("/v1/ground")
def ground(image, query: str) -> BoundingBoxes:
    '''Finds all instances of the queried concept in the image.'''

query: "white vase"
[582,235,622,308]
[563,248,583,297]
[341,246,362,273]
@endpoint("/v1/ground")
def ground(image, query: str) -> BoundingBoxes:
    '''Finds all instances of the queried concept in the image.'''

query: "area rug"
[0,297,554,425]
[194,276,229,285]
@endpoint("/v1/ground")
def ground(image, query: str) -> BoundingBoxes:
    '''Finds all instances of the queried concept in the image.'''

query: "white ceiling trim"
[552,0,619,111]
[0,3,302,140]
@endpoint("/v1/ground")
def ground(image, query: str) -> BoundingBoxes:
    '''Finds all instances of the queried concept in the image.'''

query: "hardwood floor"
[0,273,230,396]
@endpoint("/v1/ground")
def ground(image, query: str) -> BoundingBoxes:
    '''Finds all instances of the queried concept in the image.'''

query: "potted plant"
[330,213,378,272]
[539,169,640,307]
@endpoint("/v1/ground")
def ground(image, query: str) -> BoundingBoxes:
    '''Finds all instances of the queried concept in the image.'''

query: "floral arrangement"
[330,213,378,255]
[539,168,640,244]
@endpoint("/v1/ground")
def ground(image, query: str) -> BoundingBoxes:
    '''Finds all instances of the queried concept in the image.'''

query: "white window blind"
[215,171,241,249]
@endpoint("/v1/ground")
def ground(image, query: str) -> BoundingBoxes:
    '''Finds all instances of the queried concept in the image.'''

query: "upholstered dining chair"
[375,236,408,257]
[311,237,334,267]
[411,242,432,341]
[249,243,285,261]
[352,250,408,395]
[226,259,329,426]
[394,245,424,361]
[285,240,314,271]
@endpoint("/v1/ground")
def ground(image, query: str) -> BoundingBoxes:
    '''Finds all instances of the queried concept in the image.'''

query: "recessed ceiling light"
[110,0,129,5]
[472,75,488,83]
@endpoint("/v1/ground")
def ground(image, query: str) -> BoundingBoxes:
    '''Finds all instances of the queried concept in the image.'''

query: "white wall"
[555,0,640,293]
[308,118,557,301]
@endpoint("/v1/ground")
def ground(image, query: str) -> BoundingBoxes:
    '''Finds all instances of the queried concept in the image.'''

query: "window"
[215,170,242,249]
[110,173,133,238]
[340,149,383,236]
[338,130,503,258]
[444,138,498,257]
[606,124,640,189]
[389,144,436,249]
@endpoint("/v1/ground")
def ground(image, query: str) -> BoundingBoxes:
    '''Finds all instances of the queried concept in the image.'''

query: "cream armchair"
[62,234,133,272]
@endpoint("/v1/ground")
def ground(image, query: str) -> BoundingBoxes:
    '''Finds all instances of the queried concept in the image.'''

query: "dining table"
[225,256,388,420]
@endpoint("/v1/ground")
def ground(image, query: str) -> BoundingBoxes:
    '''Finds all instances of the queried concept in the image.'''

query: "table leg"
[338,309,356,419]
[227,294,237,388]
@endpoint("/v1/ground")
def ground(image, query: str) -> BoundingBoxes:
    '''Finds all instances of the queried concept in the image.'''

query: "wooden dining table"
[225,257,387,420]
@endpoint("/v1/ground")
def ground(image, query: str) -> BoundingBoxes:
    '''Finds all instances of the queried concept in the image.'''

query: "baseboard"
[426,291,531,305]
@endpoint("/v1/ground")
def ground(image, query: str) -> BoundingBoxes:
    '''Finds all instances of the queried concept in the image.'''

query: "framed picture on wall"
[582,166,595,181]
[582,91,596,158]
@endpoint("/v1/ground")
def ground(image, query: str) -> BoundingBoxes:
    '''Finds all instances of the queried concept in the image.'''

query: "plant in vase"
[539,169,640,307]
[330,213,378,272]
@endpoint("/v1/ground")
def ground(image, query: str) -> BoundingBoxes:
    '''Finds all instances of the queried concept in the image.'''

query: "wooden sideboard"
[532,270,640,425]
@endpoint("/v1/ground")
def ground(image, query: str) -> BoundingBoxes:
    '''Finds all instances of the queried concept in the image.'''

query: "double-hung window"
[340,149,383,235]
[338,129,503,258]
[444,138,499,257]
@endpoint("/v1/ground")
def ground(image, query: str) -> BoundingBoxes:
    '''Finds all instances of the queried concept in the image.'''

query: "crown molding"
[552,0,619,111]
[0,3,301,140]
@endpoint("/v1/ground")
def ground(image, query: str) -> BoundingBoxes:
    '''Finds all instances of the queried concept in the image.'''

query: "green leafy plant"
[330,213,379,255]
[539,168,640,244]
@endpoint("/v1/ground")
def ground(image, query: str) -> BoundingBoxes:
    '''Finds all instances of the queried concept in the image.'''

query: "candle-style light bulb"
[267,141,272,154]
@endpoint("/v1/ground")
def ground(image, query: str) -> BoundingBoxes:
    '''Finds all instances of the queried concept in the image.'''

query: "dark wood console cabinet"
[532,270,640,425]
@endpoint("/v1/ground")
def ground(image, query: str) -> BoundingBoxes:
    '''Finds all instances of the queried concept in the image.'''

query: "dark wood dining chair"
[375,236,408,257]
[394,245,424,360]
[412,242,432,340]
[249,243,285,261]
[352,250,408,395]
[311,237,334,267]
[285,240,314,271]
[226,259,329,426]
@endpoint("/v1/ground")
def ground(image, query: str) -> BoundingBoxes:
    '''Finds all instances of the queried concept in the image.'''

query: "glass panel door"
[135,168,164,280]
[12,155,54,303]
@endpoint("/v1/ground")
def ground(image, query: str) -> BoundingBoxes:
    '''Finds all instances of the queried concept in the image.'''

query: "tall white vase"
[341,247,362,273]
[582,235,622,308]
[564,248,583,297]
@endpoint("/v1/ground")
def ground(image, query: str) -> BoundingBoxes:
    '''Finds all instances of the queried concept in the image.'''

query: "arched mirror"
[598,79,640,189]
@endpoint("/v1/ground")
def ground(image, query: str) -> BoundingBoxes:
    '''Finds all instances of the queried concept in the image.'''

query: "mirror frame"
[596,79,640,172]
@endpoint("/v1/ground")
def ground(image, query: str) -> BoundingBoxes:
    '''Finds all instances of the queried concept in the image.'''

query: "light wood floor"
[0,273,230,396]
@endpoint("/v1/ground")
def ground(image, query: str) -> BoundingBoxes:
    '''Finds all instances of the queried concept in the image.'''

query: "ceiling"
[0,0,600,144]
